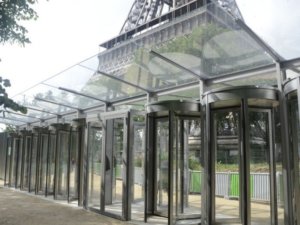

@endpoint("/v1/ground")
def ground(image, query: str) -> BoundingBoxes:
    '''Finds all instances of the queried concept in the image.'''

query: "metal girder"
[0,116,28,124]
[149,50,208,80]
[5,110,42,120]
[97,70,153,93]
[205,63,276,86]
[25,106,62,116]
[58,87,110,104]
[34,97,81,111]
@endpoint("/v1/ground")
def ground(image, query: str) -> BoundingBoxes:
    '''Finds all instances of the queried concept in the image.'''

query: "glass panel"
[37,135,49,194]
[16,138,23,188]
[0,133,7,180]
[43,61,145,103]
[5,138,12,185]
[96,2,273,93]
[22,136,32,190]
[131,115,146,219]
[13,84,101,114]
[69,131,79,201]
[176,119,202,218]
[288,96,300,223]
[214,110,241,222]
[249,110,271,224]
[105,118,124,216]
[30,136,38,192]
[56,131,69,199]
[207,70,277,91]
[155,118,169,216]
[10,139,19,187]
[87,126,102,210]
[236,0,300,59]
[274,105,284,225]
[47,134,56,195]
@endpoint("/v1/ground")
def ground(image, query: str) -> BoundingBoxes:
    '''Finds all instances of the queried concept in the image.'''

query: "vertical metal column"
[168,110,175,225]
[241,99,250,225]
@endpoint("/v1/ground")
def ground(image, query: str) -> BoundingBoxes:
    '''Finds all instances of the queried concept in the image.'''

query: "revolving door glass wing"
[285,77,300,225]
[87,124,103,211]
[55,130,70,200]
[203,86,283,225]
[146,100,201,225]
[103,118,126,218]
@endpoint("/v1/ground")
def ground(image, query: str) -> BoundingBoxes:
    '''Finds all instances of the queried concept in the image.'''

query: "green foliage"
[0,0,39,45]
[4,124,16,132]
[0,76,27,114]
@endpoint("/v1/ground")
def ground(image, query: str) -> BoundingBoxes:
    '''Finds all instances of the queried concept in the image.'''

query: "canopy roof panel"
[236,0,300,60]
[2,1,285,126]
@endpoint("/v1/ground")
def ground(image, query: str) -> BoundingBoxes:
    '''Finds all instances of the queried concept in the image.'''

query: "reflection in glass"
[289,98,300,224]
[249,111,271,225]
[69,131,79,201]
[131,116,146,219]
[87,127,102,210]
[176,119,202,218]
[10,139,19,187]
[47,134,56,195]
[30,136,38,192]
[56,131,69,199]
[155,119,169,216]
[5,138,12,185]
[214,111,240,222]
[22,136,31,190]
[105,118,124,217]
[16,138,23,188]
[37,135,48,194]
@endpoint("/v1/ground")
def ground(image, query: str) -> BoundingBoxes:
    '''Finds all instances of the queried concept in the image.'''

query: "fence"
[189,170,283,204]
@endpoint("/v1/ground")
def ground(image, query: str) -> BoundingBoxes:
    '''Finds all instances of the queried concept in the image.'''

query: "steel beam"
[34,97,81,111]
[58,86,110,104]
[97,70,152,93]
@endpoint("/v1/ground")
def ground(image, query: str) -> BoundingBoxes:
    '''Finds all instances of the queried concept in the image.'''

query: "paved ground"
[0,185,134,225]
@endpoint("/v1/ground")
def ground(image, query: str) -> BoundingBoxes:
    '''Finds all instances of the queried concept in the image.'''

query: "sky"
[0,0,133,96]
[0,0,300,98]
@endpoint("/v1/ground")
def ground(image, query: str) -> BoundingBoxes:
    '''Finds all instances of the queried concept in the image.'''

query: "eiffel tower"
[120,0,243,34]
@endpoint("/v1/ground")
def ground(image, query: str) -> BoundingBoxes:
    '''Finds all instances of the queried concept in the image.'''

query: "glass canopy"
[236,0,300,60]
[0,1,288,126]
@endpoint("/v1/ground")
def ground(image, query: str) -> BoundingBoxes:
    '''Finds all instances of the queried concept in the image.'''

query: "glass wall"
[55,130,70,200]
[203,86,282,225]
[285,77,300,225]
[146,100,201,225]
[46,133,56,196]
[37,133,49,195]
[21,135,32,191]
[87,124,102,211]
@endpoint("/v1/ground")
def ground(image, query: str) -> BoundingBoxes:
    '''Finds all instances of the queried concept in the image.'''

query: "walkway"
[0,183,134,225]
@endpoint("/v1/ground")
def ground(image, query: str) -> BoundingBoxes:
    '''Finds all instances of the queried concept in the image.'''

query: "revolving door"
[284,76,300,225]
[202,86,284,225]
[145,100,202,225]
[85,110,145,221]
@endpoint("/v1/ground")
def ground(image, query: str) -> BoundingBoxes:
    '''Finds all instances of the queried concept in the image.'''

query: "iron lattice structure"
[120,0,243,34]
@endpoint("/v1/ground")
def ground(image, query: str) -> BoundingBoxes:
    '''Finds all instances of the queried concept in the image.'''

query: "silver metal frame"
[202,85,280,225]
[146,100,201,225]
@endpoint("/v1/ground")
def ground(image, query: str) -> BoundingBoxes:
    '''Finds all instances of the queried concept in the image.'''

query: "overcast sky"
[0,0,132,96]
[0,0,299,98]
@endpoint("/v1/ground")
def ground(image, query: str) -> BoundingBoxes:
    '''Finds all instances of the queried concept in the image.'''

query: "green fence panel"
[230,173,254,198]
[230,173,239,197]
[190,171,201,193]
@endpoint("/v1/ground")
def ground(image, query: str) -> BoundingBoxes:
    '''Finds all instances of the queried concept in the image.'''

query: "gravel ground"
[0,186,133,225]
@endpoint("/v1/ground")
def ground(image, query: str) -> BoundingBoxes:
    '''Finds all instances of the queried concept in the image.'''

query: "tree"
[0,77,27,114]
[0,1,43,115]
[0,0,39,46]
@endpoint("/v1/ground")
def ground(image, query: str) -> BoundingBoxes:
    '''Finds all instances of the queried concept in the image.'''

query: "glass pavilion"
[0,1,300,225]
